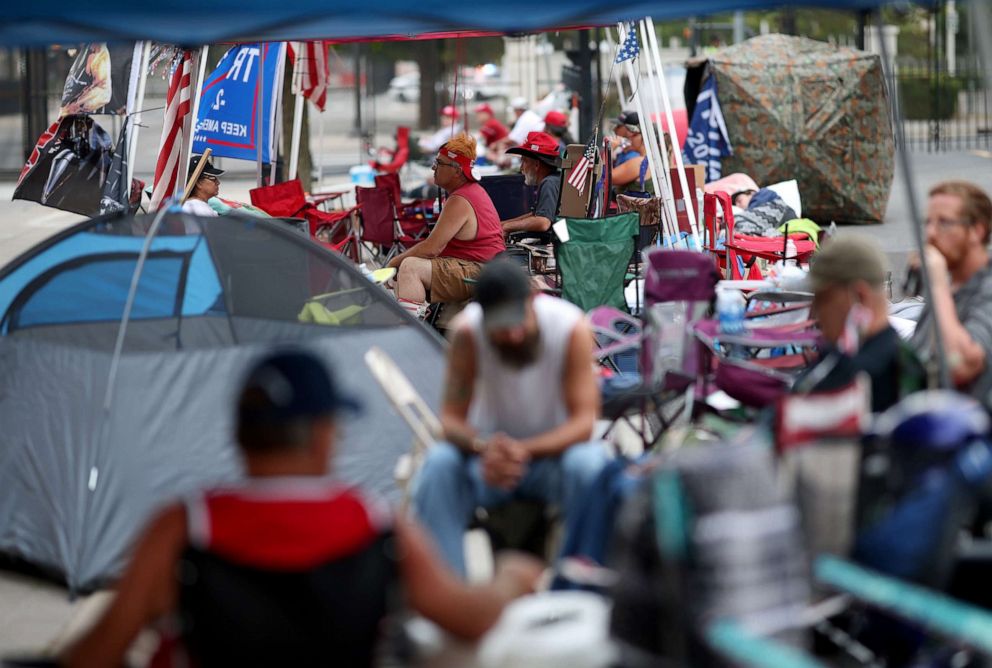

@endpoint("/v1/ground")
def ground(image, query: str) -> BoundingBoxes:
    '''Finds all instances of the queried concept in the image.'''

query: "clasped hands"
[479,432,530,490]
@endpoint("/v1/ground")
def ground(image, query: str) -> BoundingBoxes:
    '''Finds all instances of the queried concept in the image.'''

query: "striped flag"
[289,41,329,111]
[149,49,192,210]
[567,133,597,195]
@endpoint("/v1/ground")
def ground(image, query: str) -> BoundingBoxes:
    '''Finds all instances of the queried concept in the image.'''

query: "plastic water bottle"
[358,263,374,281]
[432,197,441,218]
[785,238,798,266]
[717,288,745,336]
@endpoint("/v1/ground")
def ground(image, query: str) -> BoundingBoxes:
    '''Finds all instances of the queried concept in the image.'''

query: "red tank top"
[441,181,506,263]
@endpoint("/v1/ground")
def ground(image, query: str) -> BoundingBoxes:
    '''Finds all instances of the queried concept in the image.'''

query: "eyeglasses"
[925,217,970,232]
[431,158,459,171]
[200,174,219,183]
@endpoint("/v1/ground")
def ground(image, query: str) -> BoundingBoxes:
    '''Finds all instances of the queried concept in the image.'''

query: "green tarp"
[704,34,895,225]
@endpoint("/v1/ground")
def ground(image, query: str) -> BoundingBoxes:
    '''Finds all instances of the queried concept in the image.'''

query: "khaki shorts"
[430,257,483,302]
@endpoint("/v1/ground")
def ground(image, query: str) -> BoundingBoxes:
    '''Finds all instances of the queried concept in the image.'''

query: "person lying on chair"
[500,131,562,237]
[412,260,610,578]
[388,133,505,319]
[61,349,542,667]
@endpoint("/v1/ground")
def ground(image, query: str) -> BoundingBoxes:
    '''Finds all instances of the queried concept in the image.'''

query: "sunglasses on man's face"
[201,174,219,183]
[431,158,459,171]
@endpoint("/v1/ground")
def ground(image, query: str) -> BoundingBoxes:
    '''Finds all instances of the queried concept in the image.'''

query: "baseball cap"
[544,110,568,127]
[504,131,562,168]
[612,110,640,133]
[237,349,361,427]
[805,235,889,293]
[475,259,533,331]
[441,105,460,118]
[510,96,529,110]
[189,154,225,179]
[474,102,494,115]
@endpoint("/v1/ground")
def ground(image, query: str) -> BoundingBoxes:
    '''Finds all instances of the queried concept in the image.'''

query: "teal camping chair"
[557,212,640,312]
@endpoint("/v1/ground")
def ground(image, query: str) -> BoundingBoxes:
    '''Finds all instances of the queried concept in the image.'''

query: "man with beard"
[911,180,992,408]
[412,260,609,577]
[500,131,562,236]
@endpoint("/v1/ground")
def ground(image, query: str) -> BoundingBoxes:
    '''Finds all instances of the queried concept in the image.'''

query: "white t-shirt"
[507,110,545,145]
[419,122,464,154]
[181,198,218,217]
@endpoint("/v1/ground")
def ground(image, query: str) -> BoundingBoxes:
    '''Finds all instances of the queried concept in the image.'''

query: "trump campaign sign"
[193,43,285,163]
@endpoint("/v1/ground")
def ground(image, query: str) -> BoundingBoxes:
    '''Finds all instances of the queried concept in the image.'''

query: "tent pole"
[256,43,265,187]
[126,41,151,192]
[181,46,209,196]
[269,43,286,185]
[874,8,948,388]
[646,17,702,250]
[637,20,684,248]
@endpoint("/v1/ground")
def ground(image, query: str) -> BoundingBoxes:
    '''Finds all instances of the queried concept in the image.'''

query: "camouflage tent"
[697,35,895,225]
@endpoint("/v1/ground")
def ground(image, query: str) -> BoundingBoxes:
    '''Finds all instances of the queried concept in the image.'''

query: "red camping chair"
[374,173,431,240]
[355,186,421,263]
[249,179,355,242]
[370,126,410,174]
[703,192,816,280]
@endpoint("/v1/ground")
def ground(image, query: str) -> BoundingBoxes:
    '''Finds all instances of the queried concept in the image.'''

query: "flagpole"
[289,92,305,180]
[618,22,675,246]
[181,46,209,196]
[126,41,151,194]
[646,17,701,250]
[269,43,286,185]
[256,43,265,187]
[637,19,685,249]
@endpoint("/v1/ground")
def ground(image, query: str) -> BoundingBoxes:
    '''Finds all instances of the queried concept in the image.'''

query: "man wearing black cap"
[412,260,609,577]
[181,154,225,217]
[501,131,563,236]
[62,349,541,666]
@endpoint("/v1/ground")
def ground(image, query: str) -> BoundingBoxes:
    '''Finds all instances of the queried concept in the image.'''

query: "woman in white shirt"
[181,155,224,217]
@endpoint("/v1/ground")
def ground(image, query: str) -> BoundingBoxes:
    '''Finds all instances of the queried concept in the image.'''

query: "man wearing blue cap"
[63,349,541,666]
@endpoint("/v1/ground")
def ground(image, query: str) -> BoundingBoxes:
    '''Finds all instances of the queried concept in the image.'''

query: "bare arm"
[388,196,471,268]
[611,155,647,187]
[397,517,540,640]
[502,214,552,235]
[62,505,187,668]
[924,246,987,386]
[440,325,480,452]
[521,320,600,458]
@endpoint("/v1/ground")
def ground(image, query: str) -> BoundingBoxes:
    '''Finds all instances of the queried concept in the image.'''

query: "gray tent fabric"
[0,211,444,591]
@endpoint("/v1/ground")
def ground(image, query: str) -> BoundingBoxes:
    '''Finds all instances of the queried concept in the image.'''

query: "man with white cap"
[412,259,609,577]
[505,97,545,147]
[419,105,464,154]
[181,154,224,217]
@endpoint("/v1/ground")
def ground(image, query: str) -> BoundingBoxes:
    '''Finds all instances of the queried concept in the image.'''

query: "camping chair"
[556,212,640,313]
[745,289,814,327]
[589,306,642,377]
[704,192,816,280]
[249,178,357,244]
[374,172,431,240]
[354,186,421,264]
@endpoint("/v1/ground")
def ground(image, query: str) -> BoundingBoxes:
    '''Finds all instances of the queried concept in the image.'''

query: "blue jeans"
[411,440,611,577]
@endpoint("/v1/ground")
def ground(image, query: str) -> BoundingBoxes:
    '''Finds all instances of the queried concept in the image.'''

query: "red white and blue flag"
[289,41,330,112]
[150,49,192,210]
[567,132,597,195]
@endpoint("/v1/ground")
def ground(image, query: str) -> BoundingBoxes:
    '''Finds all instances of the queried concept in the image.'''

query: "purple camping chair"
[600,249,720,450]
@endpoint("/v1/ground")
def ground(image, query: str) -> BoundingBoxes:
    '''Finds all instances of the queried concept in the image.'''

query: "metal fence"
[896,56,992,153]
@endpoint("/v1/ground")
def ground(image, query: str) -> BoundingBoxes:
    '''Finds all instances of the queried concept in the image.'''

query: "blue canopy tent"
[1,0,925,46]
[0,211,443,590]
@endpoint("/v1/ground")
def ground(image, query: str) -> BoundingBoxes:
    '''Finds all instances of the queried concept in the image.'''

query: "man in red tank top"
[387,132,505,319]
[61,350,541,666]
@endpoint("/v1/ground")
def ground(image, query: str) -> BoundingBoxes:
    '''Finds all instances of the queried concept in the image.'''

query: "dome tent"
[0,211,443,591]
[688,34,895,225]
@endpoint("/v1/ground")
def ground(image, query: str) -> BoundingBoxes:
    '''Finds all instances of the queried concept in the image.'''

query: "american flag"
[566,133,597,195]
[615,24,640,63]
[290,41,330,111]
[149,49,192,210]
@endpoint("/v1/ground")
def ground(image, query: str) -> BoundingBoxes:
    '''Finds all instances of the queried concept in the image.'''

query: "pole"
[647,17,702,248]
[578,29,594,142]
[181,46,210,195]
[270,43,286,185]
[181,147,212,203]
[126,41,151,191]
[637,20,684,247]
[618,22,674,245]
[256,43,265,187]
[289,92,305,180]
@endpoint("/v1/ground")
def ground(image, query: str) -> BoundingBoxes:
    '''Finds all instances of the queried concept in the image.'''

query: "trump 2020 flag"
[682,75,733,182]
[192,43,285,164]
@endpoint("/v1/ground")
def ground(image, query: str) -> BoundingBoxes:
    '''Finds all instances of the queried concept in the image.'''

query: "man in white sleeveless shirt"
[412,259,610,576]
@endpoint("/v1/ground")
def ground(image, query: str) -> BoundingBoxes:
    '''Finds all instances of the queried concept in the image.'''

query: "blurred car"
[389,71,420,102]
[388,64,507,103]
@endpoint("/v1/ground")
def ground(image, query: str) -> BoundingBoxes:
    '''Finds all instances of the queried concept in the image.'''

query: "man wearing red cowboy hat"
[418,105,463,154]
[475,102,509,147]
[388,133,505,318]
[500,131,562,236]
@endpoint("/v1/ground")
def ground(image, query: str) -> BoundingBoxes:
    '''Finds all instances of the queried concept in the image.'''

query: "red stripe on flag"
[150,50,192,210]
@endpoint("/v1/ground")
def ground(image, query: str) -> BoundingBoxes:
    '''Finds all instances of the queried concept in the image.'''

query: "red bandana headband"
[438,148,476,182]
